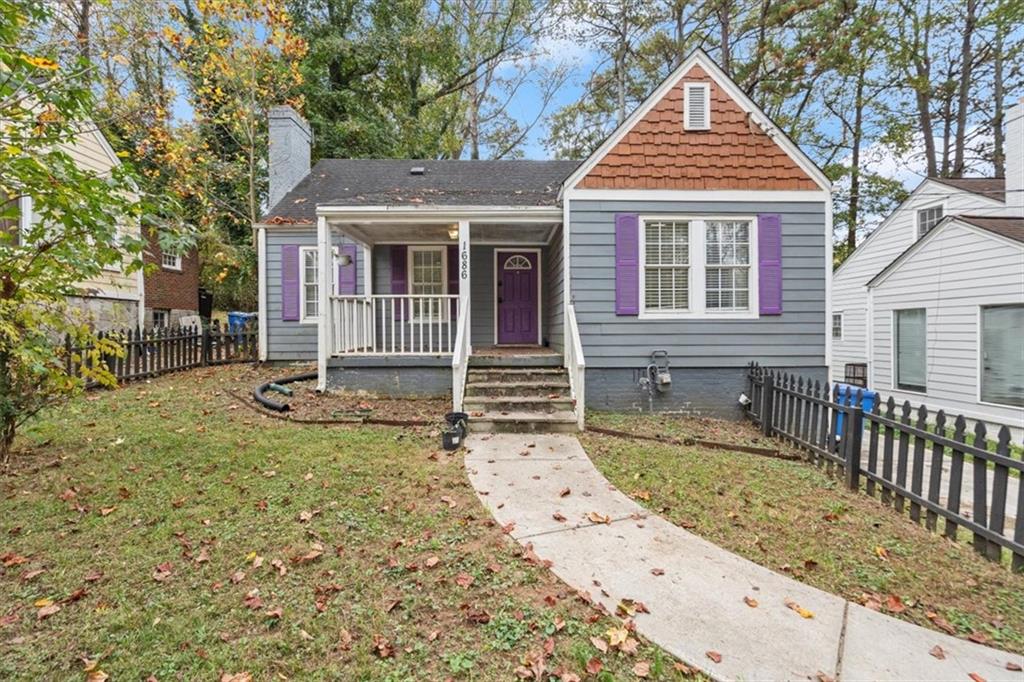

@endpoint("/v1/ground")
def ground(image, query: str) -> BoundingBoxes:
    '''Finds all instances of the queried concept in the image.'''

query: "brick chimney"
[267,105,311,213]
[1006,97,1024,216]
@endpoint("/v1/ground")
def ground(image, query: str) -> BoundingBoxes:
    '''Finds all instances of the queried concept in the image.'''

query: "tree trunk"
[76,0,92,65]
[848,63,866,252]
[952,0,976,176]
[718,2,732,74]
[992,18,1006,177]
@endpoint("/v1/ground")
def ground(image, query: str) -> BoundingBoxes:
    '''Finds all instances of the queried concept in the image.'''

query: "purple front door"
[497,251,538,344]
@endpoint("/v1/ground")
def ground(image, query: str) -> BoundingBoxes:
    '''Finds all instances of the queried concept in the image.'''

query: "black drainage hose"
[252,371,318,412]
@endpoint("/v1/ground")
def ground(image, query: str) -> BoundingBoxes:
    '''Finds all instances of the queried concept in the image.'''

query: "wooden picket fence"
[746,362,1024,571]
[65,320,258,386]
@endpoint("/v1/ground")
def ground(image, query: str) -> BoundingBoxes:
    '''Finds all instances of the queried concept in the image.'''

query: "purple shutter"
[391,245,408,320]
[338,244,358,295]
[280,244,300,321]
[447,244,459,319]
[614,213,640,315]
[758,213,783,315]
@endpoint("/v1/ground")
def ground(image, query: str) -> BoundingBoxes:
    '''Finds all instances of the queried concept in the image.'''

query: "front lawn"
[1,366,689,681]
[584,412,1024,654]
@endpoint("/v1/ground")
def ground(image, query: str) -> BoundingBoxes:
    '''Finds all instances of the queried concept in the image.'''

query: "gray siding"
[568,199,827,370]
[546,226,565,353]
[265,229,365,361]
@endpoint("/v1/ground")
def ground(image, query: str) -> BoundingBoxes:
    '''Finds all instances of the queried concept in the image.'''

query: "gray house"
[255,51,833,431]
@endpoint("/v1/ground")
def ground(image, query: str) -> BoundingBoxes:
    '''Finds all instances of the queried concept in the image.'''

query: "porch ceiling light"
[447,227,459,240]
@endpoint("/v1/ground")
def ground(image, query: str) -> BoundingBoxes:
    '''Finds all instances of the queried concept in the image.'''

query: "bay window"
[639,216,757,318]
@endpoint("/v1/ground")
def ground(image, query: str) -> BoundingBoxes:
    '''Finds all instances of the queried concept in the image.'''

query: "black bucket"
[442,427,463,451]
[445,412,469,426]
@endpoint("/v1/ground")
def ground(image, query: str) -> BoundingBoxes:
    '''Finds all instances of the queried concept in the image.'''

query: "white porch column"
[458,219,471,353]
[257,225,268,361]
[316,215,331,392]
[361,244,372,296]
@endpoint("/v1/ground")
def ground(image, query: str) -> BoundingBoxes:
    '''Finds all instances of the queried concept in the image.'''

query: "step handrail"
[565,303,586,430]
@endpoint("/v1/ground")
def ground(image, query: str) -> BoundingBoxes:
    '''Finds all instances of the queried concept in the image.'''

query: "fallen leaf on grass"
[486,561,501,573]
[586,511,611,524]
[1,553,28,567]
[585,658,603,675]
[633,489,651,501]
[230,570,246,584]
[744,596,759,608]
[243,589,262,610]
[590,636,608,653]
[968,631,990,645]
[220,674,252,682]
[152,562,173,582]
[20,568,45,582]
[784,598,814,619]
[372,633,394,658]
[633,661,650,677]
[265,607,282,619]
[606,626,628,647]
[84,570,103,582]
[926,611,957,635]
[424,556,440,568]
[439,495,457,509]
[0,611,20,627]
[338,629,353,650]
[885,594,906,614]
[706,650,722,663]
[291,543,324,564]
[929,645,945,660]
[874,546,890,561]
[455,572,475,589]
[85,671,109,682]
[37,604,61,620]
[98,507,116,516]
[270,559,287,576]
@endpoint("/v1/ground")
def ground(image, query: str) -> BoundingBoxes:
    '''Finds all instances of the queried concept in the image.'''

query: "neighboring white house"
[866,215,1023,438]
[831,97,1024,437]
[16,122,145,330]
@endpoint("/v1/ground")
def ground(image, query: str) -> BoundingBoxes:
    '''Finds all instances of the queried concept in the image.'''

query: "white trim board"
[559,48,832,195]
[492,247,543,346]
[564,189,829,203]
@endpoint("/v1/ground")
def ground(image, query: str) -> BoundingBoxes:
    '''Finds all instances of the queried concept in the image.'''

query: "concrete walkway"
[465,434,1024,681]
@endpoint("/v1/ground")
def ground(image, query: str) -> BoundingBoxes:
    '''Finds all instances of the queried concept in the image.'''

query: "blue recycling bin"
[834,383,877,437]
[227,311,257,343]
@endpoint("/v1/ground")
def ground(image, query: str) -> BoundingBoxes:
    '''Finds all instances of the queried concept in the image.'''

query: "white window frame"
[891,307,927,395]
[683,82,711,131]
[152,309,169,328]
[407,245,448,323]
[299,246,320,324]
[638,215,759,320]
[161,252,182,271]
[977,303,1024,408]
[916,203,944,239]
[832,312,843,340]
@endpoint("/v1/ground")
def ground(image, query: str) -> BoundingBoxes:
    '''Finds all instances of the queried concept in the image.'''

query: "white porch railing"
[451,303,470,411]
[331,295,460,355]
[565,303,586,430]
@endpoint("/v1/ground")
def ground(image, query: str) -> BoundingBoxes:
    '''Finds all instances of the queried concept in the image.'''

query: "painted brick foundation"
[585,366,829,419]
[326,360,451,398]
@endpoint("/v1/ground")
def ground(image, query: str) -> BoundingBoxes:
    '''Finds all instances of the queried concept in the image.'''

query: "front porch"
[313,206,585,427]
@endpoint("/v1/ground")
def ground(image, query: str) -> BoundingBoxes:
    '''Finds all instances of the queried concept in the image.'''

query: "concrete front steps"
[464,366,579,433]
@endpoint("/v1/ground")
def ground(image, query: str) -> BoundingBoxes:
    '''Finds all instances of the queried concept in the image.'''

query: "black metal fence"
[746,362,1023,571]
[65,320,258,386]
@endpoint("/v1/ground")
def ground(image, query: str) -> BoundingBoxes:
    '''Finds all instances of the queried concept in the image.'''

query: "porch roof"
[262,159,579,224]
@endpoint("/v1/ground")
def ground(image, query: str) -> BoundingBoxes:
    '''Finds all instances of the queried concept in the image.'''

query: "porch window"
[409,246,446,321]
[643,220,690,311]
[894,308,926,393]
[705,220,750,310]
[300,246,319,322]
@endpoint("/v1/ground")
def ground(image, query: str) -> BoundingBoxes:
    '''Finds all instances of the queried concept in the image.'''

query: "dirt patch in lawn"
[0,365,697,680]
[583,412,1024,655]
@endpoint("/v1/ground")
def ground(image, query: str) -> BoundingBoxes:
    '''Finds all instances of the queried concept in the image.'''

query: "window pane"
[895,309,926,391]
[643,221,689,311]
[917,206,943,238]
[301,249,319,319]
[981,305,1024,406]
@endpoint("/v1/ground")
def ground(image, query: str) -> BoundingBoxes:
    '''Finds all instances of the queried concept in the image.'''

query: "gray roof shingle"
[927,176,1005,203]
[956,215,1024,243]
[262,159,580,223]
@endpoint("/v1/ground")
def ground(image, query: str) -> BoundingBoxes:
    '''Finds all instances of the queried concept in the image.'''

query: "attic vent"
[410,166,426,175]
[683,82,710,131]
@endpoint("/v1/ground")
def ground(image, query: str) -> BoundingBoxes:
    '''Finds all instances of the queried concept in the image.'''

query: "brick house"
[143,229,200,328]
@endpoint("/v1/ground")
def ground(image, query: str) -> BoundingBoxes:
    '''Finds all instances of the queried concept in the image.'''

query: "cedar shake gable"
[571,54,825,192]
